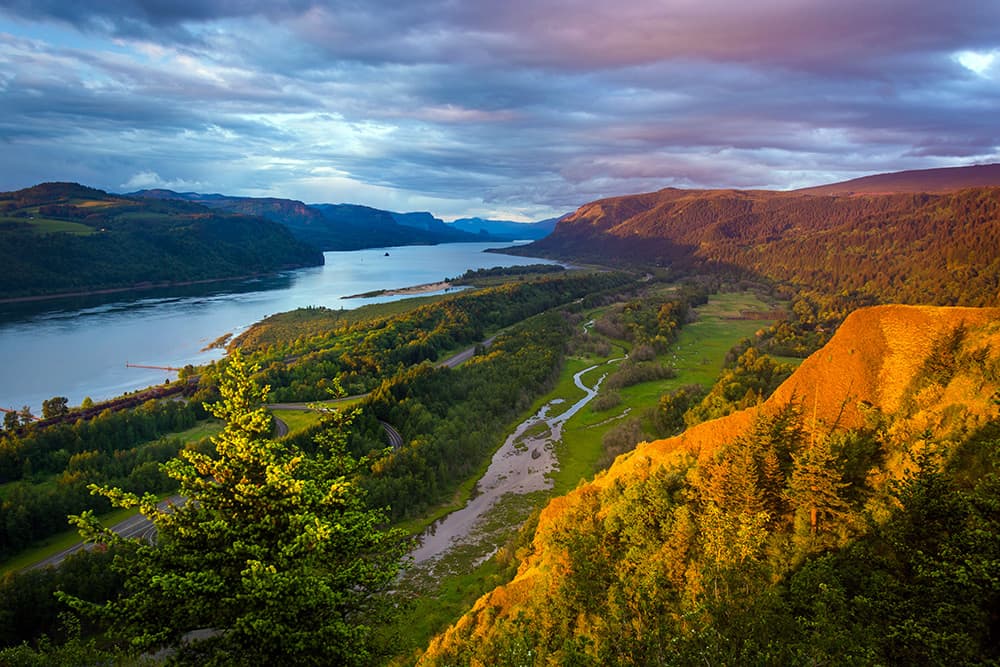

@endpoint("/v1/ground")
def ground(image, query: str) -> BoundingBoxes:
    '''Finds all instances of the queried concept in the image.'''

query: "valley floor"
[385,288,784,663]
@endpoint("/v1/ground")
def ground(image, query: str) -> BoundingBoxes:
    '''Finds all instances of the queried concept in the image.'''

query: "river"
[0,242,558,414]
[410,350,626,567]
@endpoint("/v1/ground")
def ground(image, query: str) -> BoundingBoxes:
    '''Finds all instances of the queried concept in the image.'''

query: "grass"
[0,216,96,235]
[170,419,223,443]
[384,553,512,666]
[0,419,223,574]
[770,353,807,367]
[387,493,544,665]
[0,505,138,576]
[553,289,783,489]
[271,408,324,434]
[335,294,454,323]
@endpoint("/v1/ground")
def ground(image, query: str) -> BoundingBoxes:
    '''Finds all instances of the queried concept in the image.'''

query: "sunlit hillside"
[524,172,1000,307]
[420,304,1000,665]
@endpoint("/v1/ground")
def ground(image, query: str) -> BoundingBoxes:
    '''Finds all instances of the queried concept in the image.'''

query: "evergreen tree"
[64,350,407,665]
[787,432,851,555]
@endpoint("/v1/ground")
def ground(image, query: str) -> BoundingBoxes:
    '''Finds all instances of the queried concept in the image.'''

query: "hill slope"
[798,163,1000,195]
[523,178,1000,306]
[0,183,323,300]
[420,304,1000,664]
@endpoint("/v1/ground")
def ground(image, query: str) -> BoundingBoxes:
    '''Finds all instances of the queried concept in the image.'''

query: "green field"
[271,408,324,434]
[171,419,223,443]
[552,289,781,490]
[0,216,96,235]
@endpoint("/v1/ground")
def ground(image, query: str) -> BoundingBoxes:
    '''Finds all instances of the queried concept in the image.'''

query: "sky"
[0,1,998,221]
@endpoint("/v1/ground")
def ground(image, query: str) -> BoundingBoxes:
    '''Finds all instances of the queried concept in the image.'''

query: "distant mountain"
[519,164,1000,307]
[0,183,323,300]
[449,217,559,240]
[391,211,444,232]
[131,190,504,250]
[797,163,1000,195]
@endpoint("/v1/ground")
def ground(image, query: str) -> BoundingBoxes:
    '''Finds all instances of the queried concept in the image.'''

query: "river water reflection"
[0,242,558,413]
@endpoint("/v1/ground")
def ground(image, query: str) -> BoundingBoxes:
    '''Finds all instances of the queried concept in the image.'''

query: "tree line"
[0,399,210,559]
[529,187,1000,308]
[0,182,322,298]
[240,272,631,401]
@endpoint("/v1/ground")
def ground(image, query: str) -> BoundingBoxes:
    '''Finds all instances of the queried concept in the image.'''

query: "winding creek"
[411,352,626,566]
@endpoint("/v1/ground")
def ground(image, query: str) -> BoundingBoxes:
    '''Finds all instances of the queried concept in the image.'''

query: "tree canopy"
[63,351,407,665]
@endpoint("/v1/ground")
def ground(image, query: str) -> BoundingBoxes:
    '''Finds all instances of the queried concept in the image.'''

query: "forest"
[6,261,997,665]
[0,183,322,299]
[524,186,1000,307]
[420,305,1000,665]
[0,271,628,564]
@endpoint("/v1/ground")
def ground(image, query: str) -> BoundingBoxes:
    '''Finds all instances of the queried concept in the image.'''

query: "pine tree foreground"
[64,351,408,665]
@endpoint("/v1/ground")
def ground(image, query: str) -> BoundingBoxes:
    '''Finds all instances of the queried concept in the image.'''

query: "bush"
[606,361,676,390]
[591,391,622,412]
[598,418,645,469]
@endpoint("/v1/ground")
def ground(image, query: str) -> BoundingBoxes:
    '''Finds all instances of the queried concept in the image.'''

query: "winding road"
[31,495,181,570]
[21,336,497,573]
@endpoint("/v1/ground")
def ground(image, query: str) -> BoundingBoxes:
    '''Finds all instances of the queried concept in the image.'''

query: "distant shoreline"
[342,280,455,299]
[0,274,270,305]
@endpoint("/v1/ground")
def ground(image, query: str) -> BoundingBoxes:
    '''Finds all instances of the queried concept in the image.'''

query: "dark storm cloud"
[0,0,998,217]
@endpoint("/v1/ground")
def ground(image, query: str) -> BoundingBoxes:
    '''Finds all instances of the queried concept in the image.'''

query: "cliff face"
[419,304,1000,664]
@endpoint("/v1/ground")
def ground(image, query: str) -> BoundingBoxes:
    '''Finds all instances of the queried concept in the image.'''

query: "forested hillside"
[0,183,323,299]
[421,305,1000,664]
[132,190,502,250]
[5,167,1000,665]
[523,183,1000,306]
[798,162,1000,195]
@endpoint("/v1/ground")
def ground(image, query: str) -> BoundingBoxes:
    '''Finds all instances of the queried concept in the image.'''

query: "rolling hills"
[132,189,515,250]
[0,183,323,300]
[520,164,1000,307]
[420,303,1000,664]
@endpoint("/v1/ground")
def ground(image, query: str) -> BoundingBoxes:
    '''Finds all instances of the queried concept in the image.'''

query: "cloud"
[0,1,998,219]
[120,170,202,191]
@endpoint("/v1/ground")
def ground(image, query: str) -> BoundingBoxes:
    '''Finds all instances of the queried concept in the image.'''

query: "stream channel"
[410,350,626,567]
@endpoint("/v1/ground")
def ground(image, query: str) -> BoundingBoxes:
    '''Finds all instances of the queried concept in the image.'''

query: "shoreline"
[0,273,276,305]
[342,280,454,299]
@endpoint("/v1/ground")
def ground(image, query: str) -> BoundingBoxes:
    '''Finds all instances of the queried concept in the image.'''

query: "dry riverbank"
[409,354,624,567]
[342,280,455,299]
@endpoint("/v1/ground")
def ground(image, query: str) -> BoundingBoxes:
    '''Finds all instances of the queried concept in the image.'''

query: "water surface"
[0,243,557,413]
